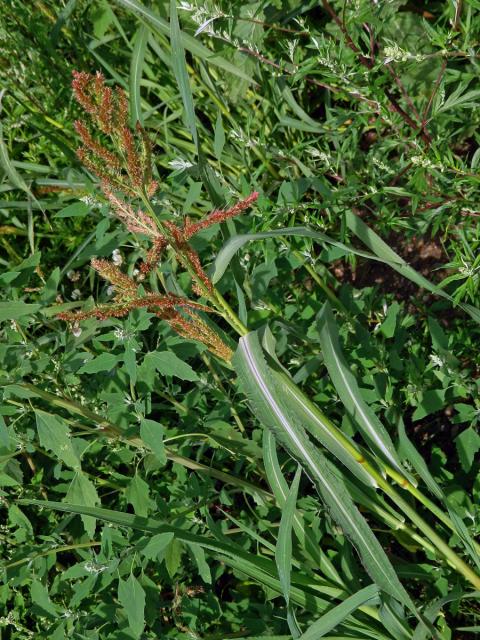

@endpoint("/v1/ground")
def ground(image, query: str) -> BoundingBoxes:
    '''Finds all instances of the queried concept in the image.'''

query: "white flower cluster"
[383,43,425,64]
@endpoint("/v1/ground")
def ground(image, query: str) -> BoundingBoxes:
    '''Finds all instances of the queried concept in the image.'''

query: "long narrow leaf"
[345,211,480,324]
[317,303,414,485]
[263,430,343,586]
[113,0,254,82]
[170,0,197,148]
[276,465,302,637]
[129,24,149,127]
[398,420,480,571]
[18,499,332,616]
[299,584,379,640]
[274,369,378,488]
[212,227,386,284]
[233,332,415,612]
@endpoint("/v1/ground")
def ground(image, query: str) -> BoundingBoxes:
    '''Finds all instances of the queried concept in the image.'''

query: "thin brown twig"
[453,0,463,31]
[422,59,447,126]
[384,89,431,144]
[385,63,422,123]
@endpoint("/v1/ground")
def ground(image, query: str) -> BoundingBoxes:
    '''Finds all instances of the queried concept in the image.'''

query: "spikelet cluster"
[72,70,158,199]
[69,71,260,359]
[58,258,232,360]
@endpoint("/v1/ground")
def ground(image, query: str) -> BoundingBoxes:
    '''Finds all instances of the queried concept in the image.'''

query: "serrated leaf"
[143,350,198,381]
[141,532,174,560]
[125,473,153,517]
[30,580,60,618]
[455,427,480,472]
[64,472,99,537]
[118,574,145,638]
[35,410,80,470]
[78,352,119,374]
[140,418,166,465]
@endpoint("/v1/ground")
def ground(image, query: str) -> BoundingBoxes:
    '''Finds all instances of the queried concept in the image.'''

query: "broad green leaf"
[143,350,199,381]
[317,303,413,484]
[35,410,80,470]
[140,418,166,465]
[455,427,480,472]
[64,472,99,538]
[0,301,41,322]
[130,24,149,127]
[125,473,153,517]
[30,580,60,618]
[113,0,253,82]
[141,532,174,560]
[187,542,212,584]
[165,537,183,578]
[53,202,90,218]
[170,0,197,147]
[299,584,379,639]
[233,332,415,612]
[78,352,119,374]
[118,574,145,638]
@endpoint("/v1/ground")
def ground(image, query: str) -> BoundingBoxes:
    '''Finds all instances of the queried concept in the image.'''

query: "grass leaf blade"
[233,332,415,611]
[299,584,379,640]
[317,302,414,484]
[129,24,149,127]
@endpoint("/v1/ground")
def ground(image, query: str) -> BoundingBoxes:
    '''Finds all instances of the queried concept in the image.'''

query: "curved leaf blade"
[317,302,414,484]
[113,0,254,83]
[129,24,149,127]
[299,584,379,640]
[233,332,415,611]
[212,226,383,284]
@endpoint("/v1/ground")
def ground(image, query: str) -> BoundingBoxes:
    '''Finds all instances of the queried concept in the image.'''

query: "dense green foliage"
[2,1,480,638]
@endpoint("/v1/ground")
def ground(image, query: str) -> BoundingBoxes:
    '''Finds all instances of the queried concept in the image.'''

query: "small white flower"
[168,159,194,171]
[67,270,80,282]
[72,323,82,338]
[71,289,81,300]
[112,249,123,266]
[106,285,115,296]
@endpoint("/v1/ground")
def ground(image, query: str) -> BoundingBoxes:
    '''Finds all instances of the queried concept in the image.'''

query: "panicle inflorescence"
[68,71,260,359]
[72,70,158,199]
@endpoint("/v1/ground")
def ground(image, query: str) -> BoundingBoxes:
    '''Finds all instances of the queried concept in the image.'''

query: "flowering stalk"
[62,70,258,355]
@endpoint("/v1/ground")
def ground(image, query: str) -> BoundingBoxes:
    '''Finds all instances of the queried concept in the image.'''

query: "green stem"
[277,373,480,589]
